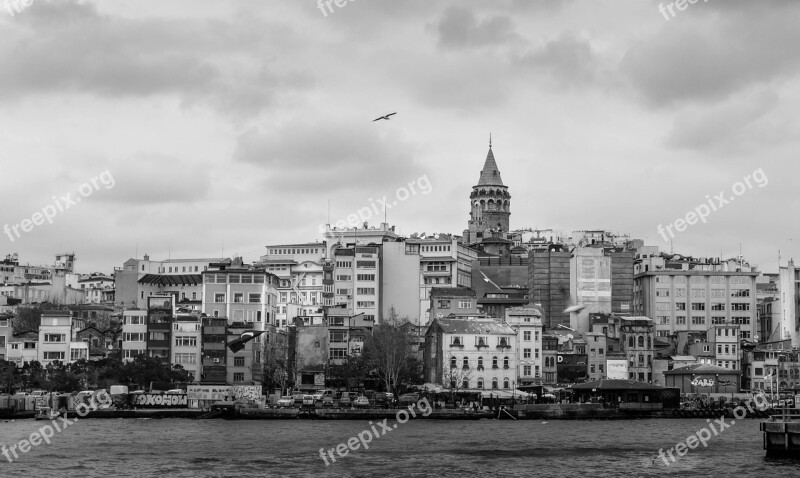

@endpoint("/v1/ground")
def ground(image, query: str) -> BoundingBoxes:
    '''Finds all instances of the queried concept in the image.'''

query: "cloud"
[234,119,426,193]
[513,35,600,87]
[101,153,212,204]
[0,0,313,119]
[666,89,780,153]
[434,6,520,50]
[621,2,800,107]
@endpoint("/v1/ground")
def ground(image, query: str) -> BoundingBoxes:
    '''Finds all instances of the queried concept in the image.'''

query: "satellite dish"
[567,333,574,340]
[436,313,443,319]
[107,345,113,350]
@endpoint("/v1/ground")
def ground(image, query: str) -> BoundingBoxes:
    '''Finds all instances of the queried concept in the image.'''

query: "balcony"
[476,342,489,350]
[496,344,511,350]
[477,366,484,371]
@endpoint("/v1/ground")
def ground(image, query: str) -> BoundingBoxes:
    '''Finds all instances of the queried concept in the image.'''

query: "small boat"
[35,407,60,421]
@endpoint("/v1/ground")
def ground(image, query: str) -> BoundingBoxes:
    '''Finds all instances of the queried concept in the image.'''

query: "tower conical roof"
[477,147,505,187]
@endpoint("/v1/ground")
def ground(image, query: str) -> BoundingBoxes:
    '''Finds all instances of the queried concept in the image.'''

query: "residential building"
[0,313,11,360]
[429,287,478,322]
[423,315,517,391]
[146,296,174,360]
[329,244,382,324]
[542,334,559,384]
[76,323,121,360]
[77,273,115,304]
[121,310,147,361]
[259,242,326,328]
[201,260,279,328]
[38,310,88,365]
[200,317,227,384]
[505,307,544,386]
[529,245,572,329]
[7,331,38,366]
[172,312,202,382]
[227,322,258,385]
[778,260,800,347]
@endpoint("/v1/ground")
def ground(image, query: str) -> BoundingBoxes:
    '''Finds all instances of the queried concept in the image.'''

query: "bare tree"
[442,352,473,402]
[362,312,413,395]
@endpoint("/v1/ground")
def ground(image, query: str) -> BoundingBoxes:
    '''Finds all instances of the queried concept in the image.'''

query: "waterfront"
[1,419,799,477]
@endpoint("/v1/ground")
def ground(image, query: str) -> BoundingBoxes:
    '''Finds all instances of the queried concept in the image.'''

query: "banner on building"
[133,393,188,408]
[606,359,628,380]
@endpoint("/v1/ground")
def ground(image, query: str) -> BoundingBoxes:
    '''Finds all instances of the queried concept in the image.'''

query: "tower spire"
[489,133,492,149]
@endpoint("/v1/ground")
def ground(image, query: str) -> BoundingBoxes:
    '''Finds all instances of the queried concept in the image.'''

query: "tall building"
[505,307,544,387]
[172,312,202,382]
[200,260,279,327]
[529,246,571,328]
[259,242,327,328]
[121,310,147,361]
[463,142,511,246]
[778,260,800,347]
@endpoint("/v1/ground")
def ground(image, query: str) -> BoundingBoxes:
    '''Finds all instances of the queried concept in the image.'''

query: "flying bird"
[373,112,397,122]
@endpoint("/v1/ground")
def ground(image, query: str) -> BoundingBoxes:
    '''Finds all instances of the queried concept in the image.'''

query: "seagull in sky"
[373,112,397,122]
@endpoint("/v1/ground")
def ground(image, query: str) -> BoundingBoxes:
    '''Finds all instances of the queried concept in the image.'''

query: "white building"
[259,243,326,328]
[172,312,202,381]
[0,313,12,361]
[424,315,518,391]
[505,307,544,386]
[121,310,147,361]
[38,311,88,365]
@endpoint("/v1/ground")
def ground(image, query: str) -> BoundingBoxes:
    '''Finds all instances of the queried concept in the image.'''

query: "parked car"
[321,395,334,407]
[339,394,352,408]
[302,395,315,407]
[292,392,306,405]
[374,393,391,408]
[313,389,335,401]
[354,396,370,408]
[276,396,294,408]
[165,389,186,395]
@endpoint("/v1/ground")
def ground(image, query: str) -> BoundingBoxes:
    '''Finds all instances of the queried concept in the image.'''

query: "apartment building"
[0,313,11,360]
[424,315,517,390]
[121,310,147,361]
[201,261,279,328]
[38,311,88,365]
[172,312,202,381]
[505,307,544,386]
[260,242,326,328]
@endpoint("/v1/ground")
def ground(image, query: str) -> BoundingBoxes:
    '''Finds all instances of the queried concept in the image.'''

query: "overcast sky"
[1,0,798,274]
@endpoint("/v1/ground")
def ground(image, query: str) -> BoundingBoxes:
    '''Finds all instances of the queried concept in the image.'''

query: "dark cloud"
[513,35,599,87]
[434,6,520,50]
[234,119,427,193]
[622,2,800,107]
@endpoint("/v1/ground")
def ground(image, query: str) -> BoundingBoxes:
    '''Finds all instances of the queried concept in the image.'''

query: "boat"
[35,407,60,421]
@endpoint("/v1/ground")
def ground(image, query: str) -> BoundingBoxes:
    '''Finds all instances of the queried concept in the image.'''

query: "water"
[1,417,799,477]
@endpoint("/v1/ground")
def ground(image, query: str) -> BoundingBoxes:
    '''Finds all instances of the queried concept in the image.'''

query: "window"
[43,352,65,360]
[451,336,463,346]
[249,293,261,303]
[462,357,469,368]
[524,348,531,359]
[711,303,725,311]
[477,378,484,389]
[691,303,705,311]
[492,356,498,369]
[458,300,471,309]
[234,357,245,367]
[477,357,484,369]
[656,289,670,297]
[356,301,375,308]
[44,334,66,343]
[731,303,750,311]
[174,353,197,364]
[126,315,145,325]
[450,356,457,368]
[356,288,375,295]
[692,316,705,325]
[591,364,595,373]
[476,336,488,347]
[426,262,447,272]
[712,316,726,325]
[523,331,531,341]
[215,294,225,303]
[503,378,510,389]
[356,261,376,269]
[535,349,539,359]
[676,316,686,325]
[658,316,670,325]
[330,349,347,359]
[675,303,686,311]
[599,348,604,355]
[175,336,197,347]
[234,293,244,303]
[503,357,509,369]
[356,274,375,281]
[732,317,751,325]
[233,373,245,382]
[123,332,145,342]
[492,378,498,389]
[330,331,347,343]
[523,365,531,376]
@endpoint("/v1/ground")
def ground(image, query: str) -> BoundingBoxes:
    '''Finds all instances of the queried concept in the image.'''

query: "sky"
[0,0,798,274]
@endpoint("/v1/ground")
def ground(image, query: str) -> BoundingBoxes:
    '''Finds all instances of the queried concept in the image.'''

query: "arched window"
[492,378,498,389]
[628,336,635,348]
[477,378,484,389]
[450,357,457,368]
[463,379,469,389]
[647,336,652,348]
[638,336,644,348]
[503,378,510,389]
[463,357,469,368]
[492,356,498,368]
[503,357,509,369]
[478,357,484,369]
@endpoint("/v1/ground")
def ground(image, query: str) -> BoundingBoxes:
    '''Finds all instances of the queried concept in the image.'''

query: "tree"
[362,314,414,395]
[0,360,20,394]
[329,353,367,392]
[442,352,472,401]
